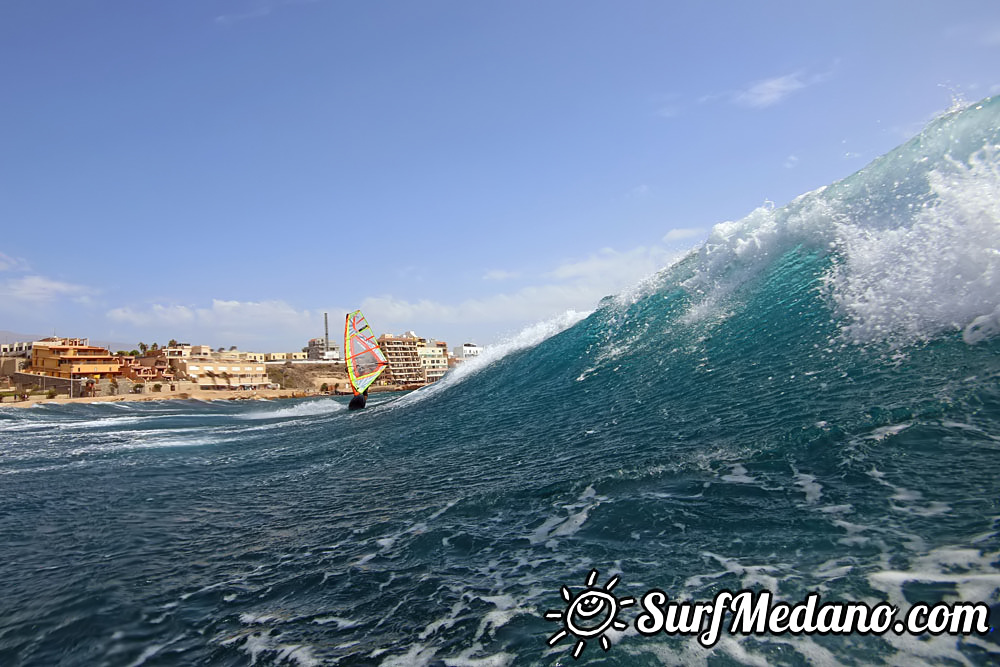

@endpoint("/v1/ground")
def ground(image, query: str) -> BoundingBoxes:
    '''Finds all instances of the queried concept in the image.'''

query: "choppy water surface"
[2,98,1000,665]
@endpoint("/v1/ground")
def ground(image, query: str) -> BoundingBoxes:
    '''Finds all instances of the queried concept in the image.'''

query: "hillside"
[265,362,352,392]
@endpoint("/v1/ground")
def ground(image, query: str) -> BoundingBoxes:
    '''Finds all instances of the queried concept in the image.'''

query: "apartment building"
[415,338,449,383]
[452,343,482,361]
[162,344,214,359]
[377,332,427,386]
[29,338,123,380]
[132,355,176,383]
[119,356,158,383]
[171,357,268,390]
[0,340,33,357]
[305,337,341,361]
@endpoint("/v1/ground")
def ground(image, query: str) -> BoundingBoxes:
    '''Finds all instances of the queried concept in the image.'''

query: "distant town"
[0,321,481,400]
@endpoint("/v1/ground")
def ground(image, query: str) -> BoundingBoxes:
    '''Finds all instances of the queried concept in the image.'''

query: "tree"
[168,339,178,348]
[129,349,140,357]
[151,342,159,352]
[138,342,148,355]
[230,345,238,351]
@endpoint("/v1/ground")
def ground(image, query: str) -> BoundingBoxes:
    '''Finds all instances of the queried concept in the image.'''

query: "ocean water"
[2,97,1000,666]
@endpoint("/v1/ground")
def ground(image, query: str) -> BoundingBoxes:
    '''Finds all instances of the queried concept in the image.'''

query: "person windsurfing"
[344,310,388,411]
[348,387,368,411]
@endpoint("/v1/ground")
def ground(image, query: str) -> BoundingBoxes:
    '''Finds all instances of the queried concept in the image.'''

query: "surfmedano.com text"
[635,589,991,647]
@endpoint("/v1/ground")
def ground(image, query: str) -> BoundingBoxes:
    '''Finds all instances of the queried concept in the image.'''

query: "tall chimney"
[324,313,329,353]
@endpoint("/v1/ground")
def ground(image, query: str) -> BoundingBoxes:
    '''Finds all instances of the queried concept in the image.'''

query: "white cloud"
[482,269,520,281]
[0,251,30,272]
[654,92,683,119]
[697,92,727,105]
[356,245,689,342]
[733,67,834,109]
[208,299,313,328]
[546,246,673,282]
[102,241,692,348]
[945,23,1000,47]
[107,299,325,348]
[695,65,834,111]
[215,7,271,24]
[214,0,317,25]
[0,275,93,302]
[663,227,706,242]
[627,184,650,198]
[735,73,809,108]
[361,283,600,331]
[107,304,197,327]
[784,155,799,169]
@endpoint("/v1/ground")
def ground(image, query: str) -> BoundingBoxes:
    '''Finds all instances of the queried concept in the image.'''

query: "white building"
[452,343,482,361]
[416,339,449,383]
[162,344,214,359]
[305,337,341,361]
[0,340,34,357]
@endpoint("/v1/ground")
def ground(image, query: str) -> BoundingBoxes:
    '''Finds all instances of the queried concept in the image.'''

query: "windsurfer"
[348,387,368,411]
[344,309,388,410]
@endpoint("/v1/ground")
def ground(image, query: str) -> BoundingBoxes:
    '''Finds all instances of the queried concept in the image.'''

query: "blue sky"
[2,1,999,351]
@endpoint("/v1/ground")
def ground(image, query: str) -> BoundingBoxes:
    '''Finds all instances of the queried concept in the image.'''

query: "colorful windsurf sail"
[344,310,388,395]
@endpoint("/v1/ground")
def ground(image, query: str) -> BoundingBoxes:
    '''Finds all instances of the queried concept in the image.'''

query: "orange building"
[119,355,175,383]
[29,338,124,380]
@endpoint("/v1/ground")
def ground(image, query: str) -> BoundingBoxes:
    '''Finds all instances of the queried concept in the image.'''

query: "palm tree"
[138,342,148,355]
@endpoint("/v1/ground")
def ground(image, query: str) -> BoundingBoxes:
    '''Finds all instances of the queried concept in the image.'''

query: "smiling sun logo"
[544,569,635,659]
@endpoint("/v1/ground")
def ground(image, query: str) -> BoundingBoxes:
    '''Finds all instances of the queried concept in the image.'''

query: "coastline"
[0,383,412,409]
[1,388,321,409]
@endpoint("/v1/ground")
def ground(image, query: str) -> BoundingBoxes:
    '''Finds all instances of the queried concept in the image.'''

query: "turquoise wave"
[1,97,998,665]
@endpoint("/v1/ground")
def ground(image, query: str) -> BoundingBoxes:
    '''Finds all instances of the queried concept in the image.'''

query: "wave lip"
[829,143,1000,347]
[673,96,1000,348]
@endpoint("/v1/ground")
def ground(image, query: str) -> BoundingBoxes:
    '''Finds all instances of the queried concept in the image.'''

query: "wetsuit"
[348,392,367,410]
